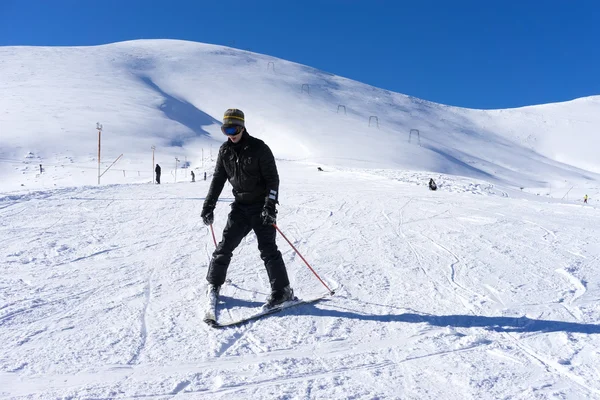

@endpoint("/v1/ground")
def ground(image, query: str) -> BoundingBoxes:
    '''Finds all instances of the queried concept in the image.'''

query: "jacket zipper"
[234,153,241,189]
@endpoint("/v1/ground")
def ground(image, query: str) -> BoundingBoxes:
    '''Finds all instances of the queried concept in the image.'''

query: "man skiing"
[584,194,588,204]
[201,109,294,309]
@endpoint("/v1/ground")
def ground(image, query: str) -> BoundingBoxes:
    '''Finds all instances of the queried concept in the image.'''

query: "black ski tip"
[204,318,217,327]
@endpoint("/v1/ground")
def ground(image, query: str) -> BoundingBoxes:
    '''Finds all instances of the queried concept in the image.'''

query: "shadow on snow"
[263,301,600,334]
[139,76,220,145]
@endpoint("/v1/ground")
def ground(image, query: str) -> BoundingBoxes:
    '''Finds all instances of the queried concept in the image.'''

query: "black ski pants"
[207,202,290,291]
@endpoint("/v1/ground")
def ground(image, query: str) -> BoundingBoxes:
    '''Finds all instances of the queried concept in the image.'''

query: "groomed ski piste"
[1,40,600,399]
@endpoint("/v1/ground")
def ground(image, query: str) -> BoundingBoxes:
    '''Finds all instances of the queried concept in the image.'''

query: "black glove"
[201,202,215,226]
[261,201,277,226]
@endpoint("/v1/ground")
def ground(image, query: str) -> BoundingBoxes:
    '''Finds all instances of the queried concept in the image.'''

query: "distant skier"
[201,109,294,309]
[317,167,323,172]
[429,178,437,191]
[584,194,588,204]
[155,164,161,184]
[204,171,207,181]
[191,170,195,182]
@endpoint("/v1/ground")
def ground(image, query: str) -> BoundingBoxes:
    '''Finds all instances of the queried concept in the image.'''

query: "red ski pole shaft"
[273,224,334,294]
[210,224,217,247]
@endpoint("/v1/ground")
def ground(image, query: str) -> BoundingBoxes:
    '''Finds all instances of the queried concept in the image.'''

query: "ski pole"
[273,224,335,295]
[210,224,217,247]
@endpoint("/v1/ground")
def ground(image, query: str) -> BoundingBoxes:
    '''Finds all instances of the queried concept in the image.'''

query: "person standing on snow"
[155,164,161,184]
[584,194,588,204]
[200,109,294,308]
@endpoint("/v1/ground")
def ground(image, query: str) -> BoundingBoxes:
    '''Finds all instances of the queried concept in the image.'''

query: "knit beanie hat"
[223,109,245,128]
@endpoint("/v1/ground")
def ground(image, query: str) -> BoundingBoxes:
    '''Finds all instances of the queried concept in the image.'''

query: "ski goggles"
[221,125,244,136]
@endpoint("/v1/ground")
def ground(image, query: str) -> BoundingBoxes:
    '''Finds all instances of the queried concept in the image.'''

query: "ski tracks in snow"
[3,167,600,398]
[502,331,600,397]
[379,197,492,314]
[1,329,495,398]
[375,194,600,398]
[555,260,591,322]
[127,269,154,365]
[211,284,265,359]
[419,232,494,309]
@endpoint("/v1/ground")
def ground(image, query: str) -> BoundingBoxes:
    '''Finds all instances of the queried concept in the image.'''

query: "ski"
[208,293,332,329]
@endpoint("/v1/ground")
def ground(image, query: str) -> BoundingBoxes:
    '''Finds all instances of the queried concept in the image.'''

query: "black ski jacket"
[205,131,279,207]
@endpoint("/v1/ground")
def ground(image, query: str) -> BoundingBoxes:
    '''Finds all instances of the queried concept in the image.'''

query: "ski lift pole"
[273,224,335,295]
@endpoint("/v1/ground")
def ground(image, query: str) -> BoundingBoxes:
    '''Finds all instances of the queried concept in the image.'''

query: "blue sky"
[1,0,599,109]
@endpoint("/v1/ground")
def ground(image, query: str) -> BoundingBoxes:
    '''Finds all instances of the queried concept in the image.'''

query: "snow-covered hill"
[1,39,599,194]
[1,40,600,399]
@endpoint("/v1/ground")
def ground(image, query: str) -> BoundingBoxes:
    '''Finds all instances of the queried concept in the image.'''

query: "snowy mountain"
[1,39,600,192]
[1,40,600,399]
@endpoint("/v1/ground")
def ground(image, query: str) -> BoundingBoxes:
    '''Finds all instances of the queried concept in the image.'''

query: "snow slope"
[1,40,600,193]
[1,165,600,399]
[1,40,600,399]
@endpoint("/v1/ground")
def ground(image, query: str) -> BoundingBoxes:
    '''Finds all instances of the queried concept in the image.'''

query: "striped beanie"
[223,108,245,128]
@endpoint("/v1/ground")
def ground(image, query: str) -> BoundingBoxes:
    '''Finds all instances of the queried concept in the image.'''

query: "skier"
[429,178,437,191]
[191,170,195,183]
[584,194,588,204]
[201,109,294,309]
[155,164,161,184]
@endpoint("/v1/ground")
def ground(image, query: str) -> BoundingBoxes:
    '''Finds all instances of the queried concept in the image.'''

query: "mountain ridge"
[1,39,599,192]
